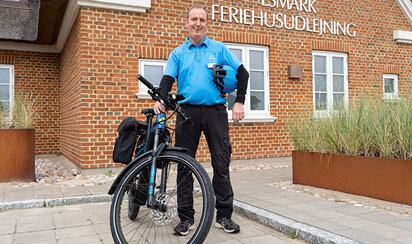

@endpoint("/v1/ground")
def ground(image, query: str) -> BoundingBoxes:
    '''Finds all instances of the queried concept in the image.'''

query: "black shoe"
[174,220,195,236]
[215,218,240,233]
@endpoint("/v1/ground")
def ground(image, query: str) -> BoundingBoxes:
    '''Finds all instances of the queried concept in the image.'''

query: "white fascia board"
[55,0,81,52]
[396,0,412,25]
[393,30,412,44]
[78,0,150,12]
[0,0,150,53]
[0,42,59,53]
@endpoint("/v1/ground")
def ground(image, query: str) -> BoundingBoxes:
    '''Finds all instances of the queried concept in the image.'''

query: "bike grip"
[137,75,154,89]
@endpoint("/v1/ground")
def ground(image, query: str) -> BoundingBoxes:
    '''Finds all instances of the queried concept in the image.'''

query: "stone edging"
[233,200,361,244]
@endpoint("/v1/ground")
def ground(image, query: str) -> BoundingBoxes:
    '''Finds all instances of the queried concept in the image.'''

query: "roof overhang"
[0,0,150,53]
[396,0,412,26]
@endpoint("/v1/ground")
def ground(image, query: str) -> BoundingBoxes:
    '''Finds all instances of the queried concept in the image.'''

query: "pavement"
[1,156,412,244]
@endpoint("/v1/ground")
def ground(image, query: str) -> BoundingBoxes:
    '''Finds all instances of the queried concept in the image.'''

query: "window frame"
[136,59,167,99]
[225,43,275,122]
[0,64,14,118]
[383,74,399,100]
[312,50,349,118]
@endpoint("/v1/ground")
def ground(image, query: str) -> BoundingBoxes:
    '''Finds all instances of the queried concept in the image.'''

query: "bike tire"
[110,151,214,244]
[127,180,140,220]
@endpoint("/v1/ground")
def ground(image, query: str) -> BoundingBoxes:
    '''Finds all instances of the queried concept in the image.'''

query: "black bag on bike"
[113,117,146,164]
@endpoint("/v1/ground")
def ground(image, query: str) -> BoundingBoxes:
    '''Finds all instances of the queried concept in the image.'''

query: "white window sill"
[393,30,412,44]
[384,96,404,102]
[229,115,277,123]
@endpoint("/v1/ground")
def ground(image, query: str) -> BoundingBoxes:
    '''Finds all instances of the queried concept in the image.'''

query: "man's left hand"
[232,102,245,123]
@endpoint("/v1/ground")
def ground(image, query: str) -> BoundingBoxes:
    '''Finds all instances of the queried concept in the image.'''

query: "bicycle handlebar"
[137,74,154,90]
[137,75,188,121]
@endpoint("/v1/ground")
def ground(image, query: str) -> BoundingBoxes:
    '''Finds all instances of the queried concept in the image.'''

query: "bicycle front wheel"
[110,150,214,244]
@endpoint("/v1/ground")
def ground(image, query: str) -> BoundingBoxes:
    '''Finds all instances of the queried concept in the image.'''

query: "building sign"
[211,0,357,37]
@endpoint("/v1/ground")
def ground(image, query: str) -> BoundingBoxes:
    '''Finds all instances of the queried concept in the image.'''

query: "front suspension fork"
[146,128,168,210]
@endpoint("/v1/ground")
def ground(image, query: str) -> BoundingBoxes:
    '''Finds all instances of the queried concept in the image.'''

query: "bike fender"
[107,146,188,195]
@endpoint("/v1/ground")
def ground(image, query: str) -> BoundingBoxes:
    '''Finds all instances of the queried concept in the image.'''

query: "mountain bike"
[108,75,214,244]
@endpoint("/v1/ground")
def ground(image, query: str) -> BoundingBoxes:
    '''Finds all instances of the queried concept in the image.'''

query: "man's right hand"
[154,100,166,114]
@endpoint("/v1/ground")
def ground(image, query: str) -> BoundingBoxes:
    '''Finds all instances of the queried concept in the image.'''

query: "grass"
[0,104,8,128]
[0,92,37,129]
[288,231,297,239]
[290,93,412,160]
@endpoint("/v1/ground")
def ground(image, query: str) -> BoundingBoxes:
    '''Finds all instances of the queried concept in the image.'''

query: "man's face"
[186,8,208,43]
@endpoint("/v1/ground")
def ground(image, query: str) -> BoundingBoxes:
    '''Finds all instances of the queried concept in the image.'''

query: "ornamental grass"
[0,92,37,129]
[290,93,412,160]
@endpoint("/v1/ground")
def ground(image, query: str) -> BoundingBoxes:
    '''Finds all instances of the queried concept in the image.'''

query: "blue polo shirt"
[164,36,242,105]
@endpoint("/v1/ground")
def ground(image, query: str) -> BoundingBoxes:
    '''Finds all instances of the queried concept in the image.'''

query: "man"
[154,4,249,235]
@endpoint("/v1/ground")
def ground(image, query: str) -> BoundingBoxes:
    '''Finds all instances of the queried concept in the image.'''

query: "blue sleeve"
[222,44,242,71]
[164,50,179,78]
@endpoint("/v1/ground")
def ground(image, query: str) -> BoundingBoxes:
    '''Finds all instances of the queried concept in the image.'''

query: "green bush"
[291,94,412,160]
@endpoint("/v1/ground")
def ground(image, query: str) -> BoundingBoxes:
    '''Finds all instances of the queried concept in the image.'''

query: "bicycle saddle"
[141,108,155,115]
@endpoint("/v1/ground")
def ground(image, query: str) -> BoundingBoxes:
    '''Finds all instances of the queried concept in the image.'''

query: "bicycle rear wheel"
[110,150,214,244]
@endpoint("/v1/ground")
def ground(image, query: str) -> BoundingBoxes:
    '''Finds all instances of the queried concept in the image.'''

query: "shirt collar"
[185,35,209,48]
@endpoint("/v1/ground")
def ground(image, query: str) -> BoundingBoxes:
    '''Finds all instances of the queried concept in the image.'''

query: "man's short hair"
[187,4,208,20]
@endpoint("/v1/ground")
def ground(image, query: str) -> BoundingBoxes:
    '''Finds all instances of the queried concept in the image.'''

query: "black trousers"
[175,104,233,222]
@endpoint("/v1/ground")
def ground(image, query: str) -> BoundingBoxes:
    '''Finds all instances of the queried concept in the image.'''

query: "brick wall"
[0,51,60,154]
[58,0,411,168]
[60,12,86,167]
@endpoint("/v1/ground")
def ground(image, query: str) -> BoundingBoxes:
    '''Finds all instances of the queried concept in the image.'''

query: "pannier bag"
[113,117,147,164]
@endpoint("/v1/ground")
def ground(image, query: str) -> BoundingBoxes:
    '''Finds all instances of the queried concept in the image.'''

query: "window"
[0,65,14,115]
[226,44,275,122]
[312,51,348,117]
[137,59,167,99]
[383,74,399,100]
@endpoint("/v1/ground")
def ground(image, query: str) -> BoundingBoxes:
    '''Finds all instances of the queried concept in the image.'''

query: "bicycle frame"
[108,74,189,210]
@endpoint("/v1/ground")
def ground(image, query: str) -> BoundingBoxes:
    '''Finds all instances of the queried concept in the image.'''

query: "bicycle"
[108,75,214,244]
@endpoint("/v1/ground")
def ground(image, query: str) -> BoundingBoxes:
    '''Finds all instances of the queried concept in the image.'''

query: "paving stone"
[87,185,109,195]
[308,199,347,209]
[371,240,406,244]
[14,230,56,244]
[18,207,50,217]
[305,208,346,220]
[16,213,54,233]
[283,202,323,212]
[360,224,412,240]
[285,194,322,203]
[329,215,376,229]
[98,232,114,244]
[388,220,412,231]
[254,201,296,216]
[329,205,375,216]
[34,187,62,199]
[60,187,90,197]
[0,210,17,235]
[4,188,34,201]
[57,234,102,244]
[0,186,7,202]
[264,197,299,206]
[337,229,388,243]
[52,206,91,229]
[0,234,13,244]
[358,212,407,224]
[55,225,97,239]
[93,223,111,235]
[395,235,412,243]
[240,234,293,244]
[282,212,322,223]
[309,220,351,232]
